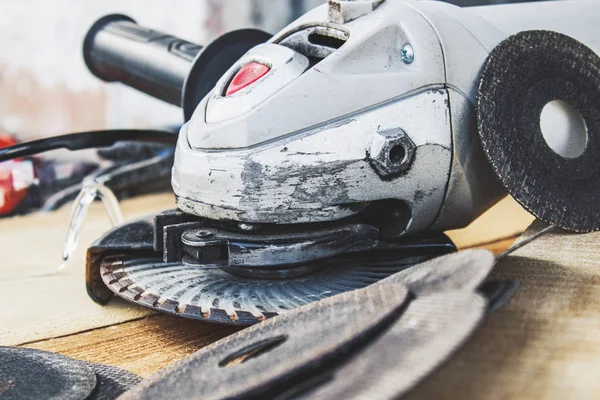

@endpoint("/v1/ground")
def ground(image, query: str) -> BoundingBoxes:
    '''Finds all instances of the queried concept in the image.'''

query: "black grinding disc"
[84,362,141,400]
[478,30,600,232]
[0,347,97,400]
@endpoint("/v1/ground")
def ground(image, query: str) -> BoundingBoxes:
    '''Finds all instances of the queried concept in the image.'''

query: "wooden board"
[407,221,600,399]
[24,315,239,377]
[446,195,534,248]
[0,193,176,345]
[1,193,532,383]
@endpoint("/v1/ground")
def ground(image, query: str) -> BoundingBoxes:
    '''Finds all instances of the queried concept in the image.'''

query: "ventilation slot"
[308,32,346,49]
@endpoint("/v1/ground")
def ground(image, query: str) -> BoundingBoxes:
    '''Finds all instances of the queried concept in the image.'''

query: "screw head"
[401,44,414,64]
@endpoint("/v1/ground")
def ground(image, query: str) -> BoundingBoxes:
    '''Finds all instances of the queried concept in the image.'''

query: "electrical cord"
[0,129,177,162]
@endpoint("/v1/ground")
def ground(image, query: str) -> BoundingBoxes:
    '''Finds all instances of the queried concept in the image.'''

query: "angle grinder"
[4,0,599,325]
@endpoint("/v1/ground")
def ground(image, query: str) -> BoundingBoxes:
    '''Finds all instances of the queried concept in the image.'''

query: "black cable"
[0,129,177,162]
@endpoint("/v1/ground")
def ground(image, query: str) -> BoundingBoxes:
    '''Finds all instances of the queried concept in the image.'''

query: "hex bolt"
[369,128,416,177]
[401,43,414,64]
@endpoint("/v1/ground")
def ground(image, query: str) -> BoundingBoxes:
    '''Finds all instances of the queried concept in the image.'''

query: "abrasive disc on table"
[477,30,600,232]
[0,347,97,400]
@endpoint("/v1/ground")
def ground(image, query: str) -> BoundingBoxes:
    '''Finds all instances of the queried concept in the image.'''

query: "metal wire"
[495,224,557,261]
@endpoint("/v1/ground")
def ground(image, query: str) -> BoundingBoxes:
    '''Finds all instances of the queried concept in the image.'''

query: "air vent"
[277,25,349,66]
[308,31,346,49]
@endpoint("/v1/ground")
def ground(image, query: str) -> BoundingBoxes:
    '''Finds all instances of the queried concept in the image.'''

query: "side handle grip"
[83,14,271,120]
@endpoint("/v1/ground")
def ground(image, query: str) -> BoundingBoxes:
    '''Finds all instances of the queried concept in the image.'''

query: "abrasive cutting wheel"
[89,213,456,326]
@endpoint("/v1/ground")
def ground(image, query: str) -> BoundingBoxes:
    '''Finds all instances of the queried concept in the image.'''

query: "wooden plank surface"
[1,193,533,382]
[0,193,176,345]
[407,221,600,399]
[446,196,534,248]
[24,315,239,377]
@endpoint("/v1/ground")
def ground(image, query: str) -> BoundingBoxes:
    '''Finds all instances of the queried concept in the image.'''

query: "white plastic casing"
[173,0,600,233]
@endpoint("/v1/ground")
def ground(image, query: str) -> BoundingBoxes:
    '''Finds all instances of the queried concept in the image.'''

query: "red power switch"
[226,62,270,96]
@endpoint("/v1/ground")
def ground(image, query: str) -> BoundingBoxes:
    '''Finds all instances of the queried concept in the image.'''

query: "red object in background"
[225,62,270,96]
[0,135,28,215]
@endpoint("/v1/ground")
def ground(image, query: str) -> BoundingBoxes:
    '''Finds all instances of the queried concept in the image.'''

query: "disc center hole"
[218,334,288,367]
[540,100,588,159]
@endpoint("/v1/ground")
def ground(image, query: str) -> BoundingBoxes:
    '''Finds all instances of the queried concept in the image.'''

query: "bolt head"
[401,44,414,64]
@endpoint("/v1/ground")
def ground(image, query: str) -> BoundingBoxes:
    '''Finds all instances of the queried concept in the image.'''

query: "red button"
[226,62,270,96]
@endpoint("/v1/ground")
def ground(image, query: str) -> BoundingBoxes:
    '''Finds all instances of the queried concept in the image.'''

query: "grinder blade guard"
[79,0,600,325]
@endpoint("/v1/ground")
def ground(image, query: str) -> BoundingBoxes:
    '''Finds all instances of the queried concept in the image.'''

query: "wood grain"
[3,192,525,384]
[24,314,239,378]
[447,196,533,249]
[407,221,600,400]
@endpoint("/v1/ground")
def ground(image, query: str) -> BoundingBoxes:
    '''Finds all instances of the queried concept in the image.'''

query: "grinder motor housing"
[171,0,600,237]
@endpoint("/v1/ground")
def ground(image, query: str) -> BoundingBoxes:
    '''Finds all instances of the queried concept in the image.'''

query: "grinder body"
[172,0,600,235]
[83,0,600,236]
[81,0,600,321]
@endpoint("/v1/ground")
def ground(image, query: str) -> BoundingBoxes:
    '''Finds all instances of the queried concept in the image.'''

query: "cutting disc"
[100,249,444,326]
[307,292,486,400]
[85,362,141,400]
[120,284,409,400]
[477,30,600,232]
[118,250,496,400]
[0,347,97,400]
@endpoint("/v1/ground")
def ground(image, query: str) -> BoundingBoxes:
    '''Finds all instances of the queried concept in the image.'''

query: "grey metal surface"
[172,0,600,236]
[173,1,455,230]
[88,213,455,314]
[180,223,378,268]
[327,0,385,24]
[174,88,453,230]
[369,128,416,178]
[278,25,349,60]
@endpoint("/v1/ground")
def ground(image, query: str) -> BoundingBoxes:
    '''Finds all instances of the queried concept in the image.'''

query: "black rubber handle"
[83,14,272,120]
[83,14,201,107]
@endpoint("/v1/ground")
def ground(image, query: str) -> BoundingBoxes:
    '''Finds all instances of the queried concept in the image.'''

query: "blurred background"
[0,0,549,141]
